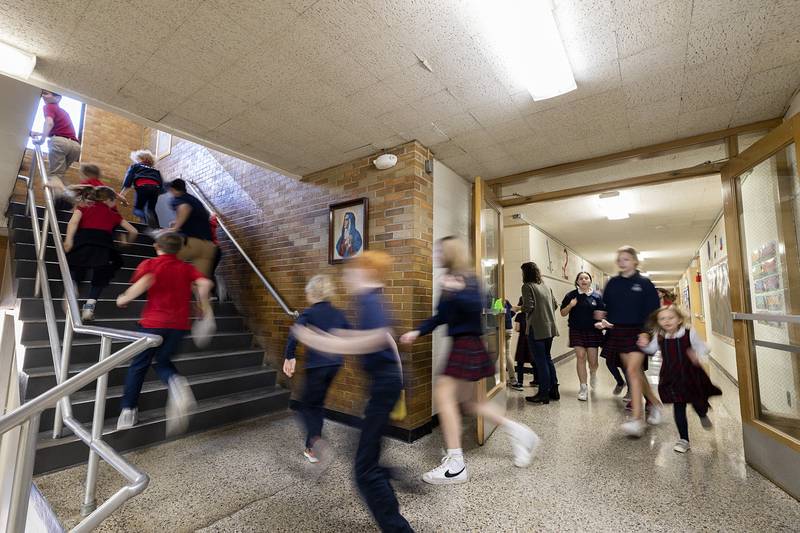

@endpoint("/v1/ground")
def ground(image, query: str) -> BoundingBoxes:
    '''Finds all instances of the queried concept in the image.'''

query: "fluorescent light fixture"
[0,41,36,79]
[473,0,576,101]
[598,191,629,220]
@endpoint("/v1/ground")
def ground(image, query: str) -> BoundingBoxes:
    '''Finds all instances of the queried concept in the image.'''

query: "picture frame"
[329,197,369,264]
[155,130,172,160]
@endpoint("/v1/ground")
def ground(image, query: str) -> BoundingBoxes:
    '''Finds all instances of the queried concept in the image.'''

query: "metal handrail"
[0,144,162,532]
[186,180,298,318]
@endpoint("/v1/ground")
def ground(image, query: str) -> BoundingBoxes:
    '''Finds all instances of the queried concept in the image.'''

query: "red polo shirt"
[132,254,206,330]
[77,203,122,233]
[43,103,79,142]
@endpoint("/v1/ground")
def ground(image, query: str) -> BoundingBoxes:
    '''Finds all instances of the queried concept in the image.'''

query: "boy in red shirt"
[116,232,213,435]
[31,90,81,193]
[68,164,128,206]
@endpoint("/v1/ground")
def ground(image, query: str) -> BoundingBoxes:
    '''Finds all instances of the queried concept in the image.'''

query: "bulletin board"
[750,240,785,328]
[707,260,734,340]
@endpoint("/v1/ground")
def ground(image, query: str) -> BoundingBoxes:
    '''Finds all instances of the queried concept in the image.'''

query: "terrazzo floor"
[35,357,800,532]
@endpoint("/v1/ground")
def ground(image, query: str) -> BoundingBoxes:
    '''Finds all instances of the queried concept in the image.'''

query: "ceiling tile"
[432,113,482,138]
[172,85,250,130]
[468,97,521,128]
[762,0,800,43]
[382,64,444,101]
[346,82,406,118]
[686,9,767,66]
[677,102,735,137]
[451,128,495,153]
[751,35,800,74]
[731,90,793,126]
[446,73,510,109]
[378,105,431,135]
[484,118,533,143]
[402,124,450,148]
[212,0,298,36]
[430,140,467,160]
[740,62,800,102]
[690,0,766,25]
[615,0,692,58]
[681,58,750,113]
[411,90,466,121]
[622,66,683,108]
[619,40,686,82]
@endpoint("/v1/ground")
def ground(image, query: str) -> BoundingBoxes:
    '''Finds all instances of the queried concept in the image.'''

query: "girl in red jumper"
[638,305,721,453]
[64,186,138,321]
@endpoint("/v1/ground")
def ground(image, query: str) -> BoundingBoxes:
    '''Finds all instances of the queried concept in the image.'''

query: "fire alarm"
[695,273,702,282]
[373,153,397,170]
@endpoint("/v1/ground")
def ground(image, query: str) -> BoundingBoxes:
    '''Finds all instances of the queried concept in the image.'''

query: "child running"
[69,164,129,206]
[120,149,164,230]
[116,232,213,435]
[638,305,722,453]
[596,246,663,437]
[283,274,349,463]
[560,272,605,401]
[64,186,138,321]
[400,237,539,485]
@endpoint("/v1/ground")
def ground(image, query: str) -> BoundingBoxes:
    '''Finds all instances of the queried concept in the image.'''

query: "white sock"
[446,448,464,466]
[86,299,97,305]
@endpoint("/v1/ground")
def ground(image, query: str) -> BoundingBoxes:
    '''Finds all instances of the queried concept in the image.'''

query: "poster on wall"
[750,240,785,328]
[707,260,734,340]
[328,198,368,264]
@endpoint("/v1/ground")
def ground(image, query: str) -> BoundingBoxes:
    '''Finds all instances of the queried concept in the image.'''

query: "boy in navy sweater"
[284,274,350,463]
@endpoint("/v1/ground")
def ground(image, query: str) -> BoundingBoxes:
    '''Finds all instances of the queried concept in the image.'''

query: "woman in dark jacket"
[521,262,560,404]
[513,298,537,389]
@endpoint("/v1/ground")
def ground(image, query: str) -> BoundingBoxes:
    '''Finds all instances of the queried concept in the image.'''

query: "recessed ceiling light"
[472,0,577,101]
[0,41,36,79]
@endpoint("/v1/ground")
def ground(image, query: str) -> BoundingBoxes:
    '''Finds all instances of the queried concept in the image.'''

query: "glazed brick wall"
[15,105,144,221]
[145,132,435,431]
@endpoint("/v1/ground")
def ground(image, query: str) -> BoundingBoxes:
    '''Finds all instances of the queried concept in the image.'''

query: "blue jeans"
[528,336,557,395]
[301,365,340,448]
[121,328,185,409]
[355,360,413,532]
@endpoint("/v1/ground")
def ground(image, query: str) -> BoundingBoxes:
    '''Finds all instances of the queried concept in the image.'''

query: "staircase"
[7,201,290,474]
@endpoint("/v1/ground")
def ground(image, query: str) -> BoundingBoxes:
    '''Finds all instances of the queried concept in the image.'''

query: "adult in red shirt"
[63,186,138,321]
[115,232,213,435]
[31,90,81,192]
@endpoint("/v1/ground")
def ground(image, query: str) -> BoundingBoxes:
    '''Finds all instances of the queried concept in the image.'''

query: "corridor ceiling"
[2,0,799,178]
[511,174,724,287]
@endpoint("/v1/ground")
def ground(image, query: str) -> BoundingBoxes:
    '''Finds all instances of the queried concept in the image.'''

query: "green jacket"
[521,281,559,340]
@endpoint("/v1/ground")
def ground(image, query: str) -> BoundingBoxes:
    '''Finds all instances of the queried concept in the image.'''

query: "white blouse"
[642,327,708,362]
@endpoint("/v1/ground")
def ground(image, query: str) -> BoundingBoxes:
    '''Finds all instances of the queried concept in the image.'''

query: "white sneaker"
[589,372,597,388]
[422,455,469,485]
[116,408,138,430]
[673,439,690,453]
[507,422,540,468]
[699,416,713,430]
[646,406,663,425]
[81,301,96,321]
[621,419,645,438]
[165,375,196,436]
[577,384,588,401]
[303,448,320,463]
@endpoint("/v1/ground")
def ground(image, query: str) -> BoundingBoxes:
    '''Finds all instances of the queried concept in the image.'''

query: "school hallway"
[34,356,800,532]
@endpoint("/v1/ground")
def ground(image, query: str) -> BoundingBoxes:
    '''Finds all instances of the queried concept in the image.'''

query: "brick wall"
[15,105,144,220]
[146,132,435,432]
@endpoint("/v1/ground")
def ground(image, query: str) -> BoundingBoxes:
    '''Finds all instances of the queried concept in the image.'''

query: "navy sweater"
[122,163,163,190]
[284,301,350,368]
[418,275,484,338]
[357,289,397,372]
[603,272,660,329]
[560,289,605,330]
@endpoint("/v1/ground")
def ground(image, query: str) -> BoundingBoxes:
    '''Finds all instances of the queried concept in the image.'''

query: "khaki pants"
[178,237,217,278]
[47,136,81,187]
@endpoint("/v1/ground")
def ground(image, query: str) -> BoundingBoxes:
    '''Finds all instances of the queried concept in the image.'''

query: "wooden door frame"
[720,113,800,452]
[473,177,506,445]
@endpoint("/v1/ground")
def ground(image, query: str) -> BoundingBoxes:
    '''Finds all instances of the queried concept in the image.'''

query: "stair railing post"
[34,207,49,299]
[52,319,74,438]
[81,335,111,517]
[6,414,40,533]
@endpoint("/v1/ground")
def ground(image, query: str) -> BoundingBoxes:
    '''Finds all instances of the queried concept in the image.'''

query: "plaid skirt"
[568,327,604,348]
[601,325,648,370]
[443,336,495,381]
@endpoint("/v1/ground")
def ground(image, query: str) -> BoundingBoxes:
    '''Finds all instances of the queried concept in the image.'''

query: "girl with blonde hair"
[401,236,539,485]
[120,149,164,229]
[283,274,349,463]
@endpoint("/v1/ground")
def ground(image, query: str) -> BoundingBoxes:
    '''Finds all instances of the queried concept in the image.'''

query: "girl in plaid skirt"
[560,272,605,401]
[401,237,539,485]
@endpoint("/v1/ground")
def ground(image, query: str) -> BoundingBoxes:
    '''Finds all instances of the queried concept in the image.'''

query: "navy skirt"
[568,327,604,348]
[601,325,648,370]
[443,336,495,381]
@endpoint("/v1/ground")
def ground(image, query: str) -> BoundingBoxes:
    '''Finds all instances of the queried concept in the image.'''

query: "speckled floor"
[35,357,800,532]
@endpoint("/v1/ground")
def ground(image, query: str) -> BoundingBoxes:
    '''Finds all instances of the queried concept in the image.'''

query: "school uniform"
[284,301,350,449]
[123,162,163,228]
[601,272,660,369]
[353,289,412,533]
[418,275,494,381]
[514,313,537,385]
[120,254,206,409]
[561,289,605,348]
[643,327,722,440]
[67,202,123,300]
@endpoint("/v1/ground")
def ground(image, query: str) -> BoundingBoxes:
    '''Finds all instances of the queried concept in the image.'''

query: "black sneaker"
[549,385,560,401]
[525,394,549,405]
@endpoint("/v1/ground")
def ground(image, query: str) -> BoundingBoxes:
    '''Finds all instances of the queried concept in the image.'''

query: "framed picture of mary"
[329,197,368,264]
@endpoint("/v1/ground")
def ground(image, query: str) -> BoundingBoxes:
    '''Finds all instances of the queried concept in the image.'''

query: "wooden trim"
[725,115,798,178]
[488,118,781,186]
[748,419,800,454]
[498,162,724,207]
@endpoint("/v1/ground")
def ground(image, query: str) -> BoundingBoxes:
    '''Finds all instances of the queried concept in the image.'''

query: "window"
[27,95,86,152]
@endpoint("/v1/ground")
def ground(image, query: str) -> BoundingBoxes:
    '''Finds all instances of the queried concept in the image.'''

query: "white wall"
[697,215,738,380]
[431,159,472,413]
[504,223,609,359]
[0,74,41,226]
